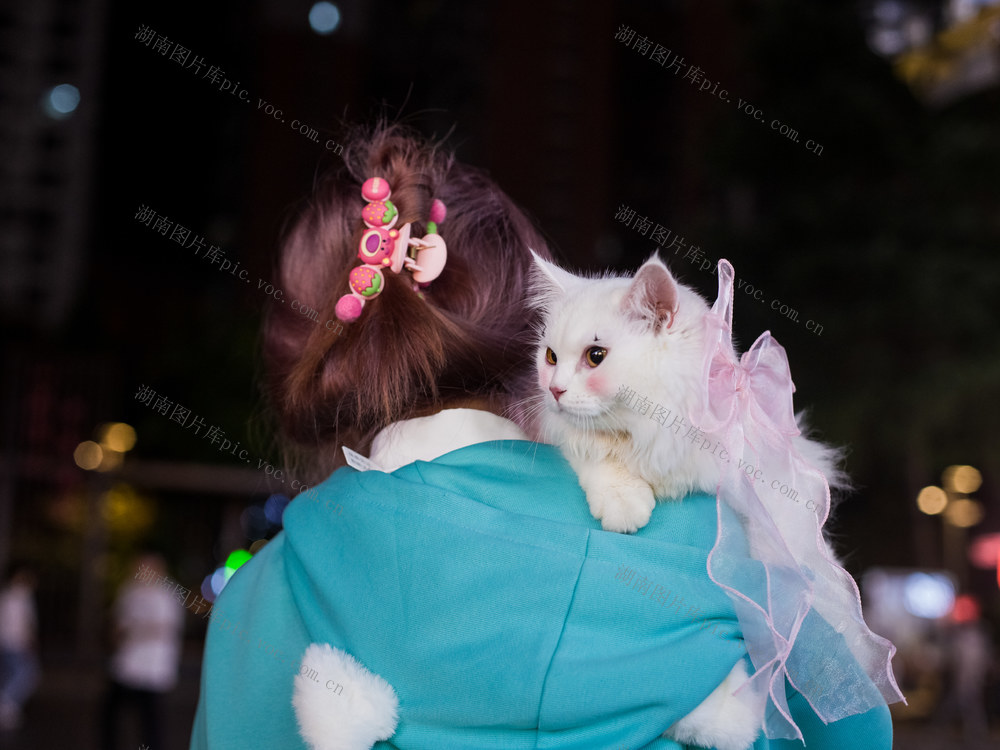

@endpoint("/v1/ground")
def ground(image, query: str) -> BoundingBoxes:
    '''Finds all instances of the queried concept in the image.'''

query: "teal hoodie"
[189,439,892,749]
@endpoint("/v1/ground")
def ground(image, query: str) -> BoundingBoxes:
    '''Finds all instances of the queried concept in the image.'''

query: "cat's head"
[528,252,710,435]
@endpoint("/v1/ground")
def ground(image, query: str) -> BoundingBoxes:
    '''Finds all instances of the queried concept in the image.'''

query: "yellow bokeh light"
[943,498,983,528]
[100,483,155,534]
[942,464,983,494]
[950,465,982,495]
[917,485,948,515]
[73,440,103,470]
[100,422,137,453]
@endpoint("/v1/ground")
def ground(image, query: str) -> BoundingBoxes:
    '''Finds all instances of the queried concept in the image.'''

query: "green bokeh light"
[224,549,253,580]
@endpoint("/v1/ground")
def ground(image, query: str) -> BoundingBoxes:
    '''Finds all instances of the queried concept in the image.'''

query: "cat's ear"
[527,250,578,310]
[621,255,679,332]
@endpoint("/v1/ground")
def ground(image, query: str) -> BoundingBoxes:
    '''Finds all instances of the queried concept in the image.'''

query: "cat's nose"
[549,386,566,402]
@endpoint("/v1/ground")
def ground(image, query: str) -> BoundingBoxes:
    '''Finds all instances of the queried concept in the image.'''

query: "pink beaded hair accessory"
[334,176,448,323]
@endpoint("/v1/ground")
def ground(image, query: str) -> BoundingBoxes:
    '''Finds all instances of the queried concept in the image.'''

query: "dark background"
[1,0,998,747]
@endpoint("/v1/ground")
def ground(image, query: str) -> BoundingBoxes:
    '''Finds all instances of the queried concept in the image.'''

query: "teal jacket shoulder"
[190,440,892,750]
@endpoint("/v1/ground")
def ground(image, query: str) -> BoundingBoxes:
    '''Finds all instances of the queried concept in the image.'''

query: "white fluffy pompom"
[292,643,399,750]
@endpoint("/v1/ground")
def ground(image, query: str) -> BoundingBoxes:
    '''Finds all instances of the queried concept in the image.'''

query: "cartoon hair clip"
[409,199,447,285]
[334,179,447,323]
[360,177,398,229]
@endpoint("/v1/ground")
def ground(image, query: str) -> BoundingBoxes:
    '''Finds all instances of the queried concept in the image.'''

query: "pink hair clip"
[335,177,448,322]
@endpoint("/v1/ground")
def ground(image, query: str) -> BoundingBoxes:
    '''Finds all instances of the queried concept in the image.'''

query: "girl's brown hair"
[262,123,553,481]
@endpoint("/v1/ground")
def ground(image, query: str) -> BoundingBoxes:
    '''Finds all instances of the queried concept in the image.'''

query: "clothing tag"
[342,446,386,473]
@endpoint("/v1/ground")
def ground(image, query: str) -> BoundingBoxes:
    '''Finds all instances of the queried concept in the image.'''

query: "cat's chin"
[546,403,606,424]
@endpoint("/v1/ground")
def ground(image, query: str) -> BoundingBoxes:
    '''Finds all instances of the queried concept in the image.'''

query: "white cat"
[525,251,844,535]
[524,251,847,750]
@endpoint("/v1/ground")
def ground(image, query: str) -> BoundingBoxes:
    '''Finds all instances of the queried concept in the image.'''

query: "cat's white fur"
[526,251,845,534]
[524,252,847,750]
[667,660,764,750]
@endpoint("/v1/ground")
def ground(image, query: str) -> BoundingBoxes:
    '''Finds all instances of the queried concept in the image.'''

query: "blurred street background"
[1,0,999,748]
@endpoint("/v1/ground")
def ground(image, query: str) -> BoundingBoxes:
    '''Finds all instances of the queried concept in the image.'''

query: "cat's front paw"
[595,482,656,534]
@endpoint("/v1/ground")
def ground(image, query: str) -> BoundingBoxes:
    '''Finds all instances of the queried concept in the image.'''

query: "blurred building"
[0,0,106,331]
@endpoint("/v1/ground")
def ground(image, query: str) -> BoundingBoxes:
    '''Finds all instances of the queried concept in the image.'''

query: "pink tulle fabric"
[690,259,904,741]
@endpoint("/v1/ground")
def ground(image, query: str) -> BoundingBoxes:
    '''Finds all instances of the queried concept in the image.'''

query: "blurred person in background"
[938,593,993,743]
[0,562,40,731]
[101,551,184,750]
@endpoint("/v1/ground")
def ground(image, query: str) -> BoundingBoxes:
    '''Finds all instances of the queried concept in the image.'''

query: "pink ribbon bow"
[691,259,904,742]
[706,332,800,440]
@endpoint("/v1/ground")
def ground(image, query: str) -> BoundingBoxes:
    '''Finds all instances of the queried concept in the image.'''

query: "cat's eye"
[585,347,608,367]
[545,347,557,365]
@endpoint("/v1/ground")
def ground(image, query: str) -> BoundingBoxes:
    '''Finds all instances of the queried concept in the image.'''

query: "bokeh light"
[42,83,80,119]
[902,572,955,619]
[224,549,253,580]
[308,2,341,35]
[950,594,980,623]
[264,493,290,525]
[943,464,982,495]
[100,483,155,534]
[73,440,103,470]
[201,573,216,603]
[943,497,984,528]
[210,566,228,597]
[916,485,947,515]
[969,533,1000,569]
[100,422,137,452]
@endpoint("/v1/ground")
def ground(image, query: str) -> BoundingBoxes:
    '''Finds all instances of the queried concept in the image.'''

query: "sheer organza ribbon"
[690,259,904,741]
